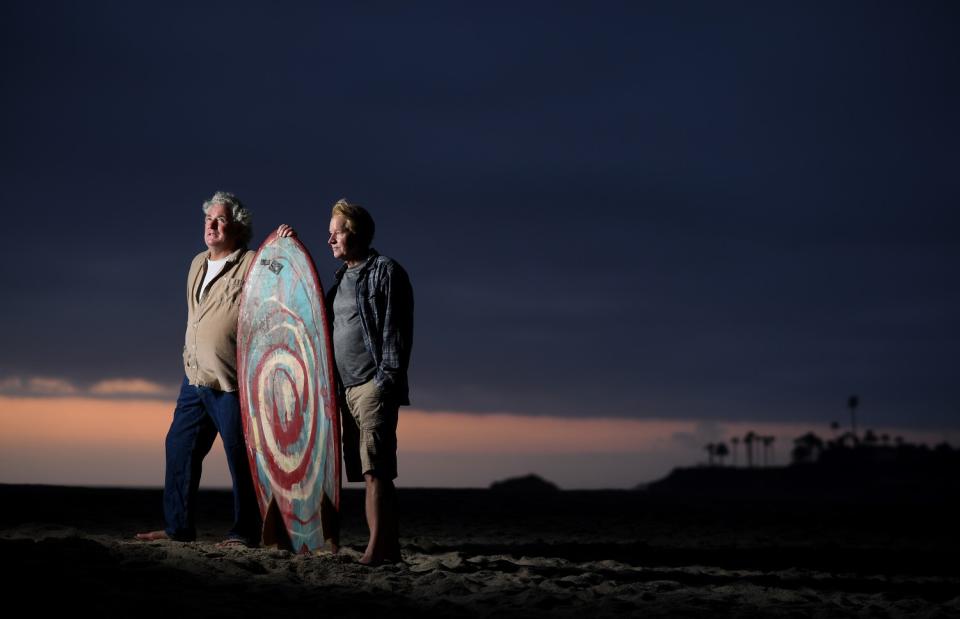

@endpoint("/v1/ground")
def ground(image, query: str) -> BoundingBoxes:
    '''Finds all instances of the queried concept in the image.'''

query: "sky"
[1,1,958,488]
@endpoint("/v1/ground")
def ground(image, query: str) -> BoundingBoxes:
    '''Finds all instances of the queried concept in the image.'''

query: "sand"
[2,484,959,617]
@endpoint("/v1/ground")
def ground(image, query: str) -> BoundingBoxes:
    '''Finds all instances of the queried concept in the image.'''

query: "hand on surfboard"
[277,224,296,238]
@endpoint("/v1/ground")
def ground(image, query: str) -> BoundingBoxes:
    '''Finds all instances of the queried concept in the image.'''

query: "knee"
[217,420,246,450]
[165,427,186,456]
[218,419,248,449]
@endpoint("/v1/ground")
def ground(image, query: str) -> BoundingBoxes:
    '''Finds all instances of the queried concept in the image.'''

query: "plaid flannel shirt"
[327,249,414,405]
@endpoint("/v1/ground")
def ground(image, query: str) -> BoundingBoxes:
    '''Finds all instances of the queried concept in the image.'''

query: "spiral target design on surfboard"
[237,234,339,553]
[248,305,319,486]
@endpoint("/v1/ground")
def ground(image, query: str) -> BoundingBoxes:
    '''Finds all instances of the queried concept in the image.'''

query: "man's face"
[328,215,357,262]
[204,203,239,254]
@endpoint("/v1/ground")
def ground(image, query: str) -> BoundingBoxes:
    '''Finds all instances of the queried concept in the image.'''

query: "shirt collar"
[206,246,246,264]
[335,248,379,280]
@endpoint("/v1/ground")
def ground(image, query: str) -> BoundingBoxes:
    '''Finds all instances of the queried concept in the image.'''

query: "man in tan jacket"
[137,191,293,546]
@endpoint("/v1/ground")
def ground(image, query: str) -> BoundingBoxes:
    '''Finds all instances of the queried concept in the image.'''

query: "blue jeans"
[163,377,261,544]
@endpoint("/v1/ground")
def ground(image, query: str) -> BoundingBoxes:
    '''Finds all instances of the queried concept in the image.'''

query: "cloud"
[0,375,175,399]
[89,379,176,397]
[0,376,80,396]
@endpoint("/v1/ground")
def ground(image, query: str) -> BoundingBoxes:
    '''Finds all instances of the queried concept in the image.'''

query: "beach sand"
[3,484,959,617]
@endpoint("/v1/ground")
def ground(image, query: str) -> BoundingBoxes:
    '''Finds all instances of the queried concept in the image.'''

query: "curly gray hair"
[202,191,253,247]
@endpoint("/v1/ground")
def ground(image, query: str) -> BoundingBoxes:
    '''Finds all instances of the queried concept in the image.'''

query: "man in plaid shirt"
[327,198,414,565]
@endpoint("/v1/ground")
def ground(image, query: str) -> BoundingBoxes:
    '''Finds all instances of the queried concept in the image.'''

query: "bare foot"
[215,538,250,549]
[358,550,401,566]
[134,530,170,541]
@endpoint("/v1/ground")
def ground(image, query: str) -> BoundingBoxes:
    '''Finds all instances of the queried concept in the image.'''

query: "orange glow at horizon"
[0,395,172,447]
[399,410,709,453]
[0,396,701,453]
[2,395,950,454]
[0,395,814,455]
[1,395,954,488]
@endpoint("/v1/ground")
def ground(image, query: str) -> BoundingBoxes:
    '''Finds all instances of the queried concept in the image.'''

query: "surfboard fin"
[261,497,293,551]
[320,490,340,551]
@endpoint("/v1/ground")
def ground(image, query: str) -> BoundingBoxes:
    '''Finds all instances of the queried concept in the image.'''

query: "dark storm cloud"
[1,1,957,429]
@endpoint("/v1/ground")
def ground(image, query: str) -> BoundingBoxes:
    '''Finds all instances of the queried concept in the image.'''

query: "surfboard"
[237,232,340,553]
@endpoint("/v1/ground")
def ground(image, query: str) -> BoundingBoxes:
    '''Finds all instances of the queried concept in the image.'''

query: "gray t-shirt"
[332,265,377,387]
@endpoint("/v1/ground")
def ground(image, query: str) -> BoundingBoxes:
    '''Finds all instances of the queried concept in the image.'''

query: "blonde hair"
[331,198,375,249]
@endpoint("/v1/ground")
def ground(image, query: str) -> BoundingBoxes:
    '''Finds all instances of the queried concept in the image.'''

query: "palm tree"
[731,437,740,467]
[762,436,775,466]
[715,442,730,466]
[847,395,859,437]
[744,431,757,468]
[705,443,716,466]
[836,431,859,448]
[791,432,824,464]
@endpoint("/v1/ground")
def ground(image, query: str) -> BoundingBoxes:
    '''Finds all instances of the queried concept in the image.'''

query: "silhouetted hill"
[490,474,559,493]
[644,446,960,502]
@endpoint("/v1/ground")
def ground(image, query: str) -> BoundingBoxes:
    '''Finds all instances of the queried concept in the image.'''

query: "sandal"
[216,537,251,548]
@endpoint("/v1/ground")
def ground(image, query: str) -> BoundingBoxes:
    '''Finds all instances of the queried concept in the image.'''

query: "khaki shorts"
[341,379,398,482]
